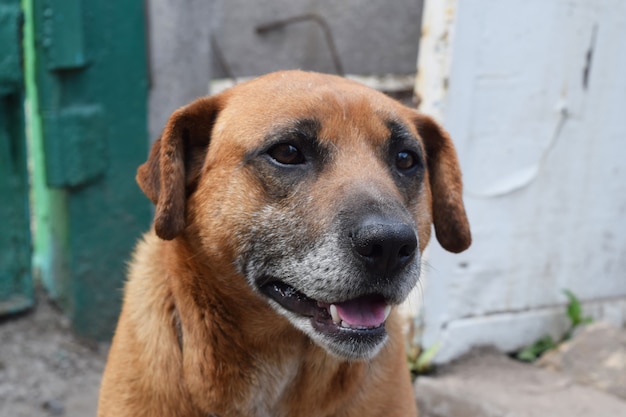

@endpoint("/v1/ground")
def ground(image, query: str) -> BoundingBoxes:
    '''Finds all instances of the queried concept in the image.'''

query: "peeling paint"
[415,0,457,121]
[582,24,598,90]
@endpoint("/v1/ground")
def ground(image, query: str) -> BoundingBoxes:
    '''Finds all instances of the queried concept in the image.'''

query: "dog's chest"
[252,360,301,417]
[218,356,300,417]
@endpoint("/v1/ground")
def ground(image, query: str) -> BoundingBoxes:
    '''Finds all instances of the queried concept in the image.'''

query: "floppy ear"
[137,97,222,240]
[414,113,471,253]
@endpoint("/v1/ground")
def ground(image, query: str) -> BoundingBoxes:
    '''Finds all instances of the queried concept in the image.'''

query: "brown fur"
[98,71,470,417]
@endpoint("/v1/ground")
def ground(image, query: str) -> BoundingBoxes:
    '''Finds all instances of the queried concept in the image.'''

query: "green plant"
[563,289,593,338]
[516,335,557,362]
[408,342,441,379]
[516,289,592,362]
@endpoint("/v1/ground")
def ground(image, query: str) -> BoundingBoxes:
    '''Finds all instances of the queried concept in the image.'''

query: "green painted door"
[0,0,34,315]
[25,0,151,339]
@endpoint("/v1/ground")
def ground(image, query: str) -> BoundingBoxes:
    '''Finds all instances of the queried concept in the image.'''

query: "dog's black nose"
[350,217,418,276]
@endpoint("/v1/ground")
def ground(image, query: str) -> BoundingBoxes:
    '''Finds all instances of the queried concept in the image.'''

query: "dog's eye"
[395,150,418,171]
[268,143,305,165]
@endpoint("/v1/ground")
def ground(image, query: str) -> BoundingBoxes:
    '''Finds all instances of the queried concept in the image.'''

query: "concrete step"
[415,350,626,417]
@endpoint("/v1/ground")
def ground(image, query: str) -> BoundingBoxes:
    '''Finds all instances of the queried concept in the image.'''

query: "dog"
[98,70,471,417]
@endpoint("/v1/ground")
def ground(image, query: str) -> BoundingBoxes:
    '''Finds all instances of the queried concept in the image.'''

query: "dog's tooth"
[340,320,350,328]
[330,304,341,324]
[383,305,392,321]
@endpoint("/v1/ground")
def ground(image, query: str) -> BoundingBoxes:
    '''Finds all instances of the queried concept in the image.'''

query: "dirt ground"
[0,291,107,417]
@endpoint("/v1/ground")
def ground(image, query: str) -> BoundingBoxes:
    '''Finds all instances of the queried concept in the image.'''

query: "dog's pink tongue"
[335,296,388,327]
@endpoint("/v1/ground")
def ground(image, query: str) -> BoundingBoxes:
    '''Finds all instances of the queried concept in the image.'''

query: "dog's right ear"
[137,97,222,240]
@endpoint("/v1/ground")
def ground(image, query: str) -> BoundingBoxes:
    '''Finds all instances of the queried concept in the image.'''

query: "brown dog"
[98,71,470,417]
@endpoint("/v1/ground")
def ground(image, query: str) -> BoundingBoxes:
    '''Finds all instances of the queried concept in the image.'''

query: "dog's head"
[137,71,470,360]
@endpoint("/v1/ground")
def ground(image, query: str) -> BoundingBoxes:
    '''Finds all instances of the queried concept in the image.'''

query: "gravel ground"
[0,292,107,417]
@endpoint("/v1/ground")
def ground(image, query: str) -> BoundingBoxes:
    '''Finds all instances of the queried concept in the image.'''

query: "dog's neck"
[172,304,184,351]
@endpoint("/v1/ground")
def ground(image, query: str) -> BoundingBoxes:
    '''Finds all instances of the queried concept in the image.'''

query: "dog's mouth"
[260,281,391,344]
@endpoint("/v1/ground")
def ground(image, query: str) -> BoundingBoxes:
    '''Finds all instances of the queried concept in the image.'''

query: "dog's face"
[137,71,470,360]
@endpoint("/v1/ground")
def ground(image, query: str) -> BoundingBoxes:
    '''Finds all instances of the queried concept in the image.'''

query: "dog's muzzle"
[258,215,419,359]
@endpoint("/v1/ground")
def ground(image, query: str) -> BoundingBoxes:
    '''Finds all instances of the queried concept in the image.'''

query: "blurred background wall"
[210,0,423,78]
[417,0,626,362]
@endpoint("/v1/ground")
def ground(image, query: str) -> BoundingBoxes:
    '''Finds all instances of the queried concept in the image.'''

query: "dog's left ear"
[137,97,222,240]
[414,113,471,253]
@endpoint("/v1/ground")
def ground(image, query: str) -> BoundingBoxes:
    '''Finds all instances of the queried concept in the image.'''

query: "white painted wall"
[416,0,626,363]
